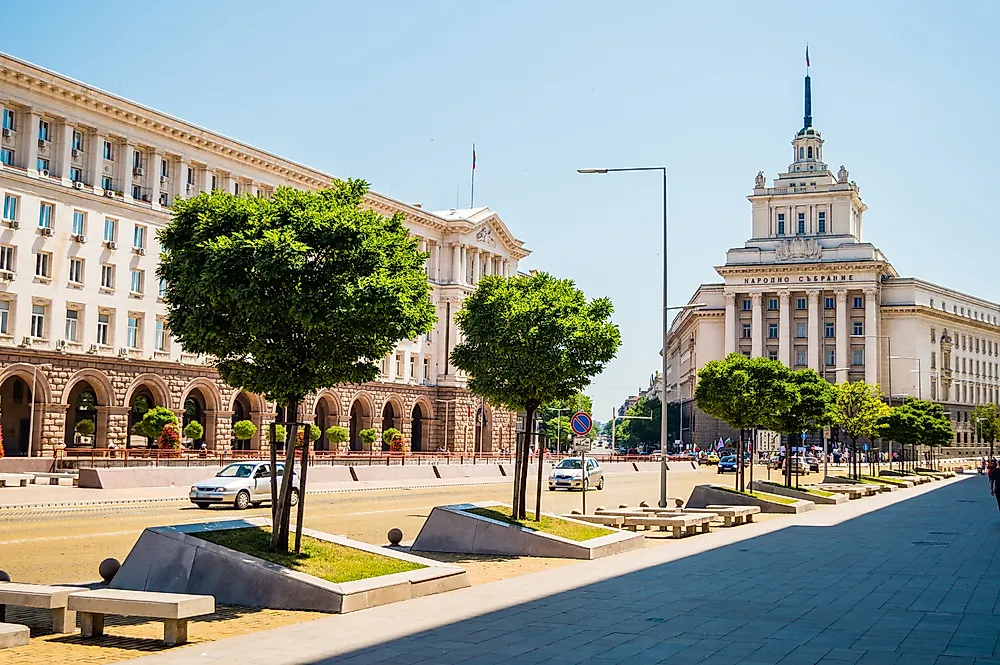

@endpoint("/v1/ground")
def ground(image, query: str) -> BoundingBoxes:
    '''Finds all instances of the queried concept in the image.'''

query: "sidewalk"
[120,473,999,665]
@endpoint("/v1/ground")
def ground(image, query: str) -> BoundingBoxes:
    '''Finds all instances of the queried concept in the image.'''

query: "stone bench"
[563,514,625,528]
[0,474,31,488]
[30,473,77,487]
[593,509,654,518]
[0,623,29,649]
[0,583,78,633]
[621,514,715,538]
[648,506,759,526]
[811,484,868,499]
[68,589,214,646]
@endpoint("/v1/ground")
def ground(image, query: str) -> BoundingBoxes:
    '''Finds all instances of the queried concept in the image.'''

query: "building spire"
[803,45,812,130]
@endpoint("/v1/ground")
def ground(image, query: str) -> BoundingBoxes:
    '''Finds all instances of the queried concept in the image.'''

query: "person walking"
[989,459,999,513]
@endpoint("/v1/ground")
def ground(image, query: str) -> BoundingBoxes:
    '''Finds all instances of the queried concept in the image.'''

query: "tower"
[789,72,826,174]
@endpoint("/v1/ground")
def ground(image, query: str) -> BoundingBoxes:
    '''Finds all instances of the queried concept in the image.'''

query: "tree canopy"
[615,396,662,448]
[971,403,1000,447]
[830,380,890,478]
[763,368,834,486]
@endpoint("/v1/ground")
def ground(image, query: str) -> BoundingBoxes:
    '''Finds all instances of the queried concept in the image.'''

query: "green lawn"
[465,506,615,542]
[759,481,835,498]
[861,475,908,486]
[193,526,424,583]
[711,485,798,505]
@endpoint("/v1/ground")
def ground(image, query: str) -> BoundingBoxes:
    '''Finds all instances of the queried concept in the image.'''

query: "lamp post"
[851,334,894,465]
[975,417,987,458]
[435,398,458,453]
[26,363,53,458]
[550,407,571,454]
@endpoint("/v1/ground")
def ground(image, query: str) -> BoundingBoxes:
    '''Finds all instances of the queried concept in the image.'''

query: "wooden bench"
[68,589,214,646]
[0,582,78,633]
[562,514,625,528]
[0,474,31,488]
[621,514,714,538]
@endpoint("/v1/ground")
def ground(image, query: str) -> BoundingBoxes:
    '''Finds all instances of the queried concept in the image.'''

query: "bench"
[0,623,30,649]
[0,474,31,488]
[593,509,655,518]
[621,514,715,538]
[647,506,759,526]
[68,589,214,646]
[30,473,77,487]
[811,484,868,499]
[562,514,625,528]
[0,582,78,633]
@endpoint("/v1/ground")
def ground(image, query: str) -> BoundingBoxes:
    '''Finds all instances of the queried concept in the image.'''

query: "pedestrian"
[989,459,1000,513]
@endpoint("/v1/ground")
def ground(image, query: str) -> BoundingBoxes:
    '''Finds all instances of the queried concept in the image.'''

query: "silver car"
[548,457,604,491]
[190,462,299,510]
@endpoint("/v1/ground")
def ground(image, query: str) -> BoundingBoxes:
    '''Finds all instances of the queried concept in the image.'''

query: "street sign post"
[569,412,592,514]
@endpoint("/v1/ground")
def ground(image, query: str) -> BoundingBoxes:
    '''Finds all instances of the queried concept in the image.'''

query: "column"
[202,165,213,193]
[173,158,187,200]
[58,121,74,184]
[146,150,161,208]
[778,290,790,366]
[429,241,439,282]
[750,292,763,358]
[483,253,493,277]
[114,309,129,354]
[835,289,849,383]
[141,314,156,357]
[24,109,40,175]
[451,243,461,284]
[121,142,135,202]
[471,249,480,285]
[724,293,736,355]
[864,288,878,385]
[807,290,820,371]
[90,131,105,192]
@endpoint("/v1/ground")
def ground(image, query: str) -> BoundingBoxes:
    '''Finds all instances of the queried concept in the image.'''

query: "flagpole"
[471,143,476,208]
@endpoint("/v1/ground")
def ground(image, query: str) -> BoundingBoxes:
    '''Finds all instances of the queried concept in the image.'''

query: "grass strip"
[193,526,424,584]
[710,485,798,505]
[465,506,615,542]
[759,481,835,498]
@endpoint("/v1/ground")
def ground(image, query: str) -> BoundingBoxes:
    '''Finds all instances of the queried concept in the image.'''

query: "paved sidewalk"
[118,473,1000,665]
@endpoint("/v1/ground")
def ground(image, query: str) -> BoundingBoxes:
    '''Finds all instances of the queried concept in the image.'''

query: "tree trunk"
[270,398,300,553]
[518,404,536,519]
[294,431,309,554]
[511,429,522,518]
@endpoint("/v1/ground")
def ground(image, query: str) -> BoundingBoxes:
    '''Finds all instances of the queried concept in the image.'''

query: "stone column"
[451,243,461,284]
[90,131,105,192]
[778,290,790,366]
[121,142,136,203]
[103,405,130,449]
[58,121,74,184]
[835,289,849,383]
[201,166,213,193]
[25,109,40,175]
[174,158,187,200]
[807,290,820,371]
[471,249,480,285]
[147,150,161,208]
[750,292,763,357]
[864,288,878,385]
[724,293,736,355]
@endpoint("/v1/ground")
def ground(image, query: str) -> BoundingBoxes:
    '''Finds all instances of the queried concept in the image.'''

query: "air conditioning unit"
[105,190,116,199]
[73,233,86,243]
[8,220,19,229]
[72,149,80,158]
[160,175,167,184]
[118,347,128,357]
[37,138,46,148]
[73,181,84,190]
[20,336,31,347]
[40,169,49,177]
[56,339,67,349]
[135,247,146,256]
[88,343,98,353]
[2,128,10,138]
[0,271,13,281]
[133,167,143,176]
[41,226,53,237]
[105,240,118,250]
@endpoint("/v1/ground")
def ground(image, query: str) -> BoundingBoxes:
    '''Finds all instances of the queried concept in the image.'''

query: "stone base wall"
[0,350,517,457]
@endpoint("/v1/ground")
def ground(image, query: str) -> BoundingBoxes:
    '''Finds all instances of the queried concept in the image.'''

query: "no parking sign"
[570,411,592,437]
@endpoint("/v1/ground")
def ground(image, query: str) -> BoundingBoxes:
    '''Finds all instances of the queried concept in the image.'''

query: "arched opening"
[1,377,32,456]
[807,146,813,159]
[64,382,99,449]
[411,403,425,453]
[183,390,206,449]
[128,389,155,447]
[799,147,804,159]
[349,399,371,451]
[314,395,339,451]
[232,392,252,450]
[381,402,397,451]
[475,405,493,453]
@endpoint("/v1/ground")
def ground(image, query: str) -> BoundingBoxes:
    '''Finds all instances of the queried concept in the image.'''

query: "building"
[665,70,994,455]
[0,52,529,456]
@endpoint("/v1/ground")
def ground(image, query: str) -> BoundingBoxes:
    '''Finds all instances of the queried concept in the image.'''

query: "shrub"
[75,419,96,436]
[382,427,402,448]
[184,421,205,441]
[159,422,181,449]
[232,420,256,442]
[140,407,178,440]
[326,425,348,447]
[269,424,286,445]
[295,424,322,447]
[359,428,378,450]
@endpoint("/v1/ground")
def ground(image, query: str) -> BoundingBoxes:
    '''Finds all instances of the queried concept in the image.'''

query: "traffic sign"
[570,411,592,436]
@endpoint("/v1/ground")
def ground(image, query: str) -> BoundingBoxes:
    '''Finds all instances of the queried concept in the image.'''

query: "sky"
[5,0,1000,422]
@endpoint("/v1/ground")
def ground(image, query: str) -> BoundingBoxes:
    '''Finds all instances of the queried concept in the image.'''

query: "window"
[853,321,864,336]
[155,319,166,351]
[30,304,45,338]
[72,130,83,151]
[795,349,807,366]
[36,158,49,173]
[777,213,785,235]
[132,150,142,170]
[930,298,935,308]
[68,258,83,284]
[817,211,826,233]
[2,108,14,131]
[103,217,116,243]
[742,323,751,339]
[211,175,218,191]
[768,323,778,339]
[70,167,82,183]
[160,160,169,178]
[0,300,8,335]
[422,357,430,380]
[127,316,140,348]
[130,269,143,294]
[853,348,865,366]
[158,277,167,298]
[408,354,415,379]
[38,203,53,229]
[930,327,936,343]
[186,167,195,186]
[65,309,79,342]
[797,212,805,234]
[796,322,807,338]
[34,252,50,278]
[742,298,751,312]
[768,298,778,311]
[825,349,835,366]
[0,148,13,165]
[394,353,402,377]
[768,348,778,361]
[233,182,240,196]
[0,245,14,271]
[824,297,835,310]
[133,224,146,249]
[100,264,114,289]
[37,119,49,142]
[72,211,85,236]
[2,194,17,222]
[103,141,114,160]
[796,298,806,310]
[96,313,110,345]
[799,147,804,159]
[131,184,142,200]
[101,176,113,191]
[825,322,835,338]
[853,296,863,309]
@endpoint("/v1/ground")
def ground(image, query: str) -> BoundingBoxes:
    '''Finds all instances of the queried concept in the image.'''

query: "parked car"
[805,456,821,473]
[548,457,605,491]
[190,462,299,510]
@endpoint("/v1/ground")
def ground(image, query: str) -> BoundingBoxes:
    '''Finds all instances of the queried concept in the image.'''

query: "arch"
[410,401,428,453]
[62,368,114,407]
[475,404,494,454]
[122,373,171,409]
[62,370,113,450]
[230,391,263,451]
[313,391,341,451]
[0,373,46,456]
[349,395,374,451]
[798,147,804,159]
[227,389,264,413]
[381,393,405,420]
[381,401,398,451]
[0,364,53,406]
[807,146,813,159]
[179,377,221,411]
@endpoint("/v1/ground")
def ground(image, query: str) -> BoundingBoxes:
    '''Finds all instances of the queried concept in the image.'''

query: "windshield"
[556,459,583,469]
[217,464,255,478]
[720,456,735,463]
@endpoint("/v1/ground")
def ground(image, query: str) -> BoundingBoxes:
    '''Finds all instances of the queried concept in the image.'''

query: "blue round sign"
[570,411,592,436]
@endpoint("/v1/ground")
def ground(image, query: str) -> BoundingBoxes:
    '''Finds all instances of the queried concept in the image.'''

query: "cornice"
[716,260,890,276]
[881,303,1000,334]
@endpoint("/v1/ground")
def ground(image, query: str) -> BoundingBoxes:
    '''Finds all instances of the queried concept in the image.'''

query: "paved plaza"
[111,473,1000,665]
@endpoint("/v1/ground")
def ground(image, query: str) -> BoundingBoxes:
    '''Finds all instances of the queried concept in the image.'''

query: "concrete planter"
[750,480,846,505]
[687,484,815,514]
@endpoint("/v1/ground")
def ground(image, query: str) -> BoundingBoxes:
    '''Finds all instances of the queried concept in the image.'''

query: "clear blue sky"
[6,1,999,423]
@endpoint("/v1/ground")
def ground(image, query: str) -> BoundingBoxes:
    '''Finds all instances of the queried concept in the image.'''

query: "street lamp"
[975,417,989,458]
[26,363,53,458]
[889,356,922,399]
[435,399,458,453]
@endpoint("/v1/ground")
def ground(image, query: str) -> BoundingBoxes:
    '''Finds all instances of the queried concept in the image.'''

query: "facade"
[665,72,995,455]
[0,53,529,456]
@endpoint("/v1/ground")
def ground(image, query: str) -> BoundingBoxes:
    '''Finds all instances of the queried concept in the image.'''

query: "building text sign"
[743,273,859,285]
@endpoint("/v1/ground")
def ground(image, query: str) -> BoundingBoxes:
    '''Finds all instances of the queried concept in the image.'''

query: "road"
[0,466,813,586]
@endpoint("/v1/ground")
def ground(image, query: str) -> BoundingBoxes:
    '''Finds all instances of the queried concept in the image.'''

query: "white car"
[190,462,299,510]
[548,457,604,491]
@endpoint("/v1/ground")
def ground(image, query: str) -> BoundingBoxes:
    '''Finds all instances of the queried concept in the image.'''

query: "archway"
[313,393,340,451]
[348,398,371,451]
[410,403,426,453]
[1,376,32,456]
[64,382,100,448]
[475,405,493,453]
[127,388,155,447]
[381,402,397,451]
[183,390,206,449]
[232,392,252,450]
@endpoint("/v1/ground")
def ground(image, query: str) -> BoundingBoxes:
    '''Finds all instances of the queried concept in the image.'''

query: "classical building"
[0,53,529,456]
[665,71,994,455]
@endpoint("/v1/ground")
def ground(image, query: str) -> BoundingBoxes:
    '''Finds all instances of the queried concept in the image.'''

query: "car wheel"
[234,490,251,511]
[289,488,300,506]
[597,477,605,490]
[194,502,210,509]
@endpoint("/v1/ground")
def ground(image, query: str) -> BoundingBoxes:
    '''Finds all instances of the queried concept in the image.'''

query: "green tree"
[763,369,834,487]
[184,421,205,442]
[616,397,661,449]
[74,419,96,437]
[830,381,890,479]
[159,180,435,552]
[539,393,595,451]
[232,420,257,447]
[695,353,795,492]
[451,271,620,519]
[269,424,287,445]
[359,428,378,450]
[971,402,1000,456]
[382,427,402,450]
[325,425,348,450]
[138,406,178,441]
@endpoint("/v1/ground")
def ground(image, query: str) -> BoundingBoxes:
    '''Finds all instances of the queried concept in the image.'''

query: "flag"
[472,144,476,171]
[805,45,810,68]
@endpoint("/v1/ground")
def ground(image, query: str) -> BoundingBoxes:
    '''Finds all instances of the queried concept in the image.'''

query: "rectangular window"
[768,322,778,339]
[797,212,805,234]
[394,353,402,377]
[0,245,14,271]
[824,297,835,310]
[796,297,806,310]
[853,348,865,366]
[158,278,167,298]
[768,298,778,311]
[233,182,240,196]
[30,304,45,338]
[34,252,50,278]
[795,349,807,366]
[777,220,785,235]
[132,150,142,170]
[186,167,195,186]
[796,322,807,338]
[131,184,142,200]
[72,130,83,151]
[408,354,415,379]
[65,309,79,342]
[0,148,14,166]
[818,211,826,233]
[72,211,85,236]
[70,167,83,182]
[68,258,84,284]
[96,313,110,345]
[853,321,864,336]
[133,225,145,249]
[742,299,751,312]
[38,202,53,229]
[0,300,8,335]
[36,157,50,173]
[768,348,778,361]
[160,160,169,178]
[422,357,430,380]
[130,269,143,294]
[930,327,936,343]
[825,322,835,338]
[127,316,139,348]
[853,296,863,309]
[103,141,113,160]
[825,349,835,366]
[930,298,935,308]
[2,108,14,131]
[101,176,113,190]
[37,119,49,142]
[742,323,751,339]
[104,217,116,242]
[211,175,218,191]
[100,264,114,289]
[2,194,17,222]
